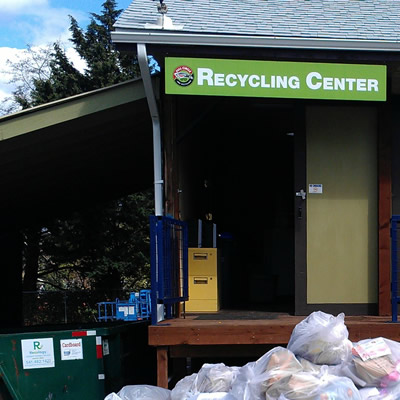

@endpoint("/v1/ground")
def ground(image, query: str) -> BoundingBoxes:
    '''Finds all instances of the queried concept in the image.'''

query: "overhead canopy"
[0,78,153,232]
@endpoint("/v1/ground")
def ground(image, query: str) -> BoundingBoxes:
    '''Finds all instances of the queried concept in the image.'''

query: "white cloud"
[66,48,87,73]
[0,47,26,100]
[0,88,11,103]
[0,0,49,14]
[9,7,86,48]
[0,0,87,48]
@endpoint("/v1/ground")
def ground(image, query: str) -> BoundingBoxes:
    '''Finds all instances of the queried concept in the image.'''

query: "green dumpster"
[0,321,154,400]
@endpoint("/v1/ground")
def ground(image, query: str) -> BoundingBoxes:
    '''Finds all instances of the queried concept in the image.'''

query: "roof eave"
[111,30,400,52]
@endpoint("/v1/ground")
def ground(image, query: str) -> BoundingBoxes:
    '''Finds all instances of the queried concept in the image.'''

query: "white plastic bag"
[287,311,352,365]
[267,373,361,400]
[105,384,171,400]
[265,371,321,399]
[230,347,303,400]
[196,363,239,393]
[171,364,239,400]
[359,387,381,399]
[105,394,123,400]
[171,374,198,400]
[359,385,400,399]
[187,393,238,400]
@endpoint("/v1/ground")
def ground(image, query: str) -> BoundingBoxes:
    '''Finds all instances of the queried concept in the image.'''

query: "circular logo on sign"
[173,66,194,86]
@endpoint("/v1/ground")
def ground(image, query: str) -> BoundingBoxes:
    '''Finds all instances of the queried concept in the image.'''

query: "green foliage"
[31,43,87,105]
[68,0,138,88]
[23,191,154,293]
[22,191,154,325]
[6,0,138,111]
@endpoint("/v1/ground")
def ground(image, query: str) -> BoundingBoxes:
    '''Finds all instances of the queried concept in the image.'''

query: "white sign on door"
[309,184,323,194]
[21,338,55,369]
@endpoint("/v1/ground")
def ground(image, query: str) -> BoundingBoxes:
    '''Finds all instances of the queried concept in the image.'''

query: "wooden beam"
[149,316,399,348]
[169,344,278,359]
[378,104,392,316]
[149,318,302,346]
[162,95,179,218]
[157,347,169,388]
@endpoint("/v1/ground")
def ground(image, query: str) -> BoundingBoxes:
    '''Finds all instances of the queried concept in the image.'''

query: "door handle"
[295,189,306,200]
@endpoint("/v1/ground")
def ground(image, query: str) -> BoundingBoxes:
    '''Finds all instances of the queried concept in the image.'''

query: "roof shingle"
[114,0,400,42]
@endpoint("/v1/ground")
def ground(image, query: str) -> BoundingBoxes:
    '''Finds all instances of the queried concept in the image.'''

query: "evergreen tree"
[30,0,138,106]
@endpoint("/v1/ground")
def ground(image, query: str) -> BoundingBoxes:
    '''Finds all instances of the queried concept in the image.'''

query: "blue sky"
[0,0,132,49]
[0,0,132,105]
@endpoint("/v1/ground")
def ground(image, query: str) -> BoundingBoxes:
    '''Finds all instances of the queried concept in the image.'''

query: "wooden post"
[379,104,392,316]
[157,346,169,388]
[162,95,179,219]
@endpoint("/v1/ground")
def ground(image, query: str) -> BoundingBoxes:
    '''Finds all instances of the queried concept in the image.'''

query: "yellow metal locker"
[186,248,219,312]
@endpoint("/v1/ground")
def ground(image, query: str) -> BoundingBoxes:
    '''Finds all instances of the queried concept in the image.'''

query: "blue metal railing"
[150,216,188,324]
[391,215,400,322]
[97,290,152,322]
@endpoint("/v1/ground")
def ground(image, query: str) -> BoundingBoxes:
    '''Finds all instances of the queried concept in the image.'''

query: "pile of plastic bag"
[105,311,400,400]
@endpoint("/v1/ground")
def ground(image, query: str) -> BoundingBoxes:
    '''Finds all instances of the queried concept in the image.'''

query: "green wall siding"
[306,106,378,304]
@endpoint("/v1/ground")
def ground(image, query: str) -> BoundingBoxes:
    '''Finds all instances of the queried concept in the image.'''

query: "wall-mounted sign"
[309,184,323,194]
[165,58,386,101]
[60,339,83,361]
[21,338,55,369]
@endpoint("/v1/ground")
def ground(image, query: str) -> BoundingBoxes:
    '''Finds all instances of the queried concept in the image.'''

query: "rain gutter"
[112,31,400,52]
[137,43,164,216]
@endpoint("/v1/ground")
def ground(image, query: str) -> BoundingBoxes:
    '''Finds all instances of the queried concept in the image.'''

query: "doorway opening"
[178,97,298,314]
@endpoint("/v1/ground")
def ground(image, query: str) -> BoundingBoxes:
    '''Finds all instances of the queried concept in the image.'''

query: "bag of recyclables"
[348,337,400,389]
[171,363,240,400]
[230,347,303,400]
[229,345,360,400]
[266,372,360,400]
[359,385,400,399]
[187,394,238,400]
[287,311,352,365]
[105,312,400,400]
[104,384,171,400]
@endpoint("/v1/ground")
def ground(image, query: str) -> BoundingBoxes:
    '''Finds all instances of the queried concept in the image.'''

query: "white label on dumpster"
[103,339,110,356]
[60,339,83,360]
[21,338,55,369]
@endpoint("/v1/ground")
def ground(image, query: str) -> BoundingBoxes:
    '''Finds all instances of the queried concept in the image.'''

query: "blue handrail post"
[150,215,159,325]
[149,216,189,325]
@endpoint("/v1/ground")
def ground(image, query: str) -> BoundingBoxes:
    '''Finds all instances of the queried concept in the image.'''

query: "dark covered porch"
[0,79,154,328]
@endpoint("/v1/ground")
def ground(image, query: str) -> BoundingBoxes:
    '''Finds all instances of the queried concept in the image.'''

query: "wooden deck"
[148,312,400,387]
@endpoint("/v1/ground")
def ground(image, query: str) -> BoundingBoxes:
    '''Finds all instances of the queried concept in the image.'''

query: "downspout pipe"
[137,43,164,216]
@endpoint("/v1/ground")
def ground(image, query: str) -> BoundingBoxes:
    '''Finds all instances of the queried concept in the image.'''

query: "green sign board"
[165,57,386,101]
